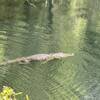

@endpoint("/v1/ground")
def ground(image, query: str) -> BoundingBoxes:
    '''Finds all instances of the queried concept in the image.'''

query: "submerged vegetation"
[0,86,29,100]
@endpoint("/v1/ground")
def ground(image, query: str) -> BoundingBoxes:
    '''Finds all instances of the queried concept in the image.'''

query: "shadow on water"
[0,0,100,100]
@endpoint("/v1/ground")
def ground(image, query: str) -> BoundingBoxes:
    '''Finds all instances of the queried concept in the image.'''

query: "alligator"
[0,52,74,65]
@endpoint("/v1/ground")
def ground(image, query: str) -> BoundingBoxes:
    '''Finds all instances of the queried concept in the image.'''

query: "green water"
[0,0,100,100]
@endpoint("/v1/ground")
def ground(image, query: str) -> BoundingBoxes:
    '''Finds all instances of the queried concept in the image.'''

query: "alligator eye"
[20,60,25,63]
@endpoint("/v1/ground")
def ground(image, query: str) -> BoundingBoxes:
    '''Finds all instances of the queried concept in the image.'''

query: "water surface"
[0,0,100,100]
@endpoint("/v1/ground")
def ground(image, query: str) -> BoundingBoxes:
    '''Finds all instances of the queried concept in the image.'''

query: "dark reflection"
[81,30,100,78]
[79,10,100,99]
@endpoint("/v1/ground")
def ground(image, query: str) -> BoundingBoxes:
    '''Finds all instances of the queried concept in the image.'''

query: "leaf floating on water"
[26,95,30,100]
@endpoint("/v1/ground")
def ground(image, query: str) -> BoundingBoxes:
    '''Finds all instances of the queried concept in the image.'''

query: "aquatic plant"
[0,86,29,100]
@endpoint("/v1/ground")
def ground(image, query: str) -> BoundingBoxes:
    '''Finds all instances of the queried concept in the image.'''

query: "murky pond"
[0,0,100,100]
